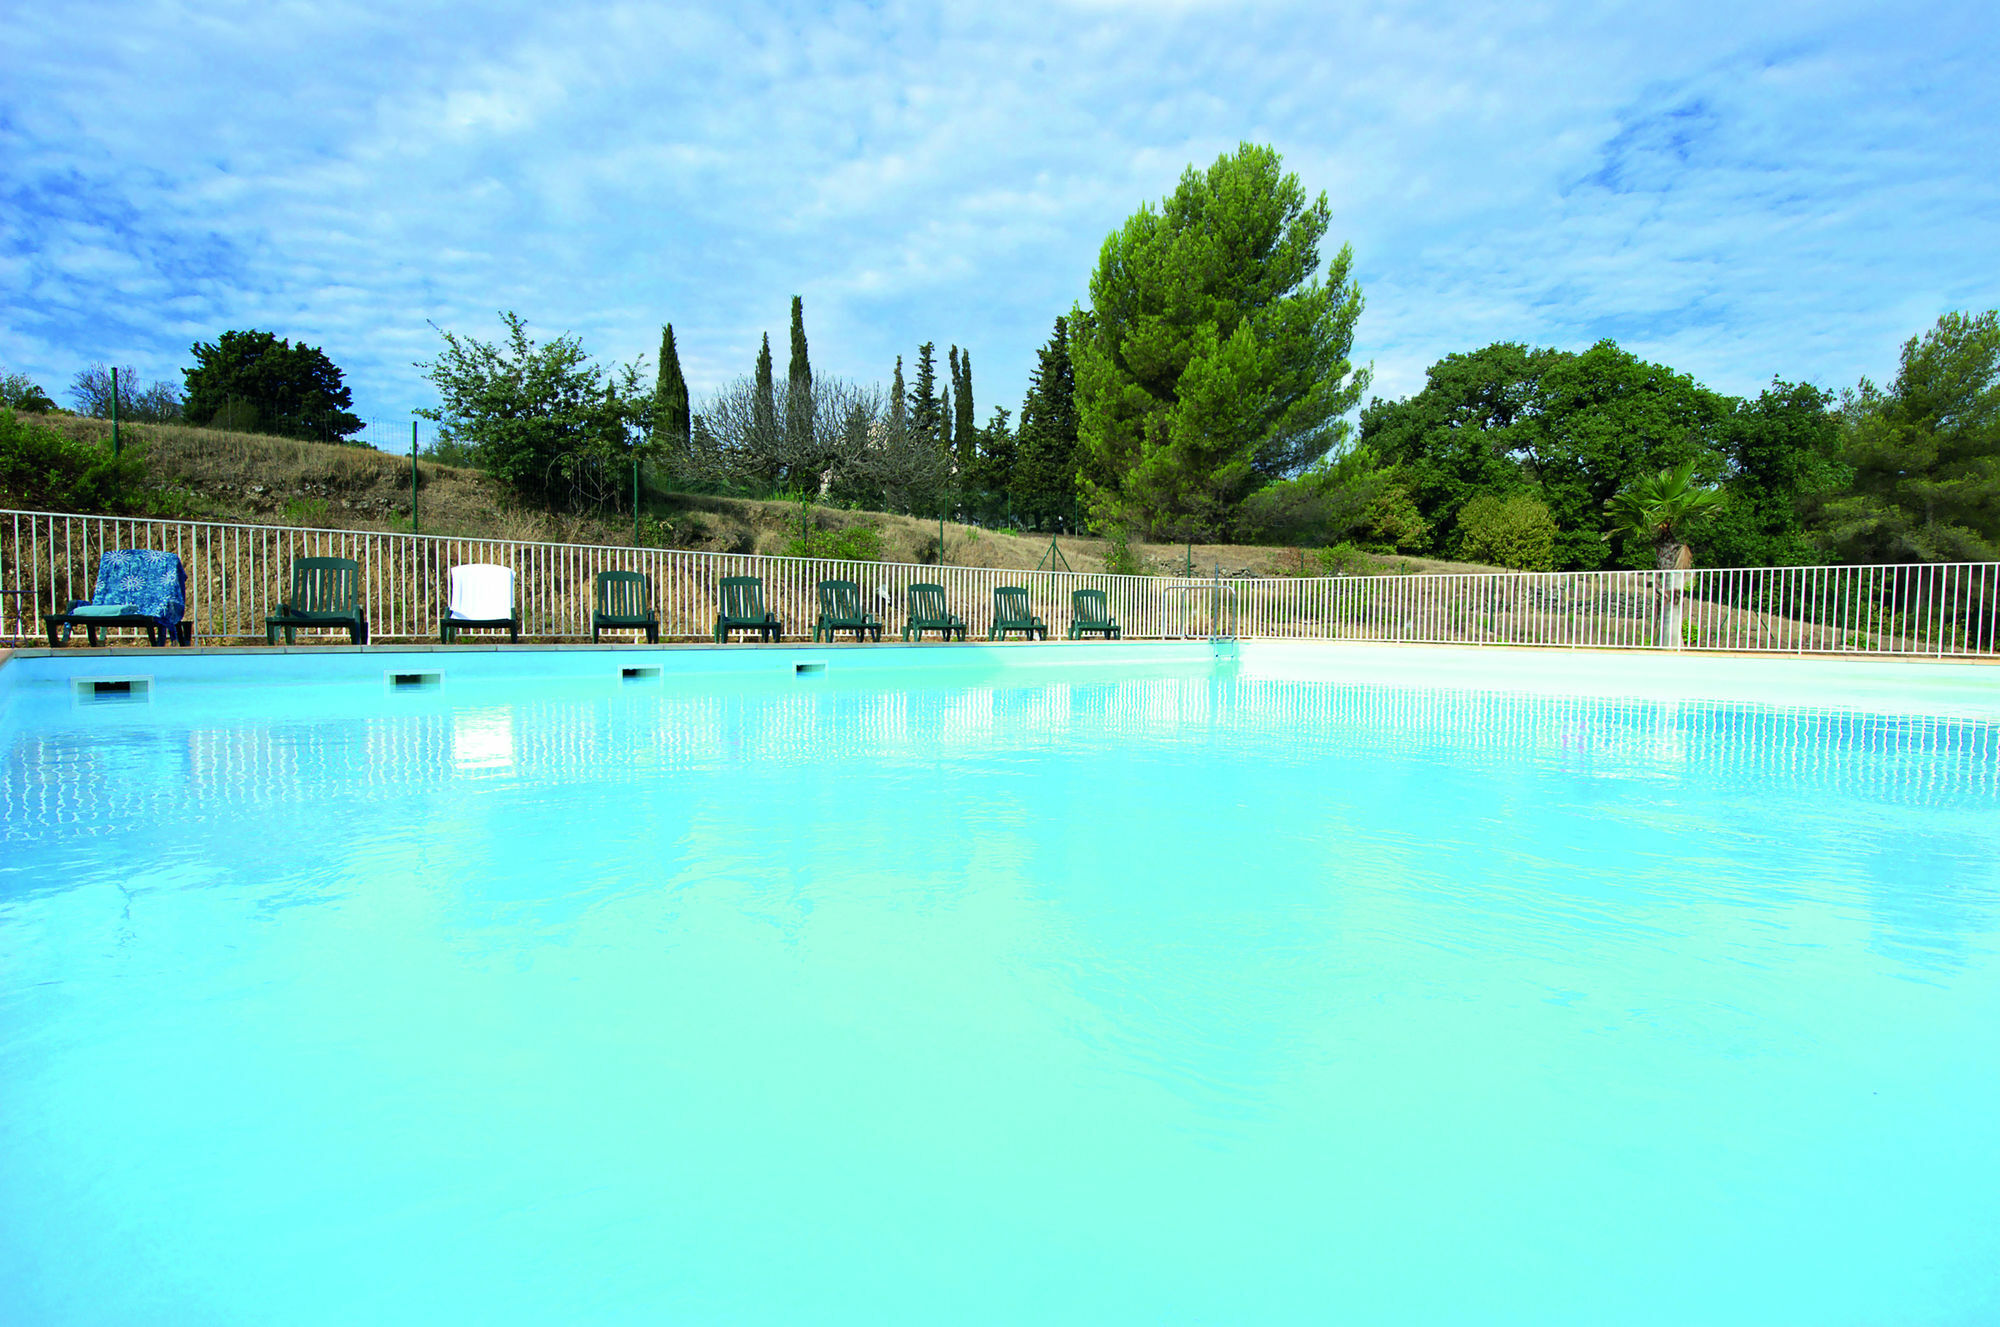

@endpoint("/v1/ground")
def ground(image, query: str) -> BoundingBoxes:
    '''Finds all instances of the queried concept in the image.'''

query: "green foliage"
[281,496,331,524]
[783,522,883,562]
[786,297,813,464]
[1315,541,1373,575]
[1359,342,1554,554]
[1011,318,1080,528]
[1819,310,2000,563]
[1454,493,1558,571]
[1363,339,1728,568]
[952,347,976,468]
[0,370,59,413]
[908,342,941,448]
[0,408,156,514]
[651,324,690,451]
[1604,460,1725,569]
[1073,142,1369,537]
[418,312,649,511]
[182,330,360,441]
[1702,379,1846,568]
[1102,524,1145,576]
[1231,445,1424,550]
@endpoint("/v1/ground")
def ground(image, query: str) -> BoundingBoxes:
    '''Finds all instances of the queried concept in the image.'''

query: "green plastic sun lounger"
[716,575,782,642]
[1067,588,1122,640]
[813,579,883,642]
[593,570,661,642]
[988,586,1047,641]
[266,556,368,644]
[902,582,967,641]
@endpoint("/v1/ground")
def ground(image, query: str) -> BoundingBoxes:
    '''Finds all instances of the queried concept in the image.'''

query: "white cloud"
[0,0,1994,433]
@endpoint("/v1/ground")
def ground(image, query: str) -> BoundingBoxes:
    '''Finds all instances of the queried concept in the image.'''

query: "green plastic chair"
[813,579,882,642]
[593,570,660,643]
[1067,588,1122,640]
[266,556,368,644]
[903,583,967,641]
[716,575,781,643]
[988,586,1047,641]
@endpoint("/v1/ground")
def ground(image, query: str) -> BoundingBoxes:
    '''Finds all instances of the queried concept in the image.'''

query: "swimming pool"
[3,642,1998,1323]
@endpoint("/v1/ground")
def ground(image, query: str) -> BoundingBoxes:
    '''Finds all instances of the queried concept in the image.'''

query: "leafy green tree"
[1530,343,1729,568]
[1702,379,1846,568]
[974,405,1016,508]
[1363,340,1729,569]
[1231,444,1426,551]
[2,370,60,413]
[1012,318,1080,528]
[418,312,647,511]
[182,330,361,441]
[1360,342,1558,556]
[1072,143,1369,536]
[1820,310,2000,562]
[651,324,690,452]
[1454,493,1558,570]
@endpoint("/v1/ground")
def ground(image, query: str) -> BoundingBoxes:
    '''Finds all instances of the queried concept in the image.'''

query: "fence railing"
[3,509,1996,658]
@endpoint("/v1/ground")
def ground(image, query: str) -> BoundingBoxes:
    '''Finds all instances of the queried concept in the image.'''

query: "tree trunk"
[1654,539,1690,648]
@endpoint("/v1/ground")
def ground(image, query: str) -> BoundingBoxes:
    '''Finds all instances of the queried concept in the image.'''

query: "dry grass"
[18,413,1504,575]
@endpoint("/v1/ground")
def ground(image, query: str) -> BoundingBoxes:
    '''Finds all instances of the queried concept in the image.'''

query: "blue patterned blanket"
[77,550,187,639]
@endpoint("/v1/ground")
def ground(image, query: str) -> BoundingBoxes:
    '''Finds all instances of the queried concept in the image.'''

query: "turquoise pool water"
[3,650,1998,1323]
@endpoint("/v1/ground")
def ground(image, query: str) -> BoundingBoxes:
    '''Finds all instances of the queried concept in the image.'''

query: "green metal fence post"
[410,422,419,534]
[110,367,120,457]
[633,456,640,544]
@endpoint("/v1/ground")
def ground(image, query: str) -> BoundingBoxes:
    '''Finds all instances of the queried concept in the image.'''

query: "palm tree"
[1606,461,1723,647]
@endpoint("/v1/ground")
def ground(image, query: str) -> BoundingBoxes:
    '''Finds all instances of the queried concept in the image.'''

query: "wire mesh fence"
[2,507,1995,657]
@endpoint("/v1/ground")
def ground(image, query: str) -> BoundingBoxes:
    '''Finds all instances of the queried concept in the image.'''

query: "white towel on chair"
[447,564,514,620]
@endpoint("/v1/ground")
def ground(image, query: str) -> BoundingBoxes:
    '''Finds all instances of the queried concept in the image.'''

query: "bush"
[1454,493,1558,570]
[1102,524,1145,576]
[0,408,156,514]
[784,523,883,561]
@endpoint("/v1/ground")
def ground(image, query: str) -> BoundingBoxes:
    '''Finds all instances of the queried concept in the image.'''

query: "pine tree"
[953,347,976,469]
[651,324,690,451]
[1014,317,1080,529]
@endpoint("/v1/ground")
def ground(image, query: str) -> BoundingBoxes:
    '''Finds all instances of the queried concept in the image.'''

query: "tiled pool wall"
[3,638,1998,722]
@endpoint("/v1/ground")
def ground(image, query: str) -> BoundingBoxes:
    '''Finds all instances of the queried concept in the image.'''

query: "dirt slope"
[20,414,1503,577]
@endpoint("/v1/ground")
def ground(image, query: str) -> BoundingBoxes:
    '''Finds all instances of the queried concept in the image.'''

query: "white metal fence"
[3,508,1996,657]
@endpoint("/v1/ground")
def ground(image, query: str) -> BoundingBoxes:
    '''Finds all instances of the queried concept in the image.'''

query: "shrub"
[0,407,156,514]
[1103,524,1145,576]
[784,523,883,561]
[1454,493,1558,571]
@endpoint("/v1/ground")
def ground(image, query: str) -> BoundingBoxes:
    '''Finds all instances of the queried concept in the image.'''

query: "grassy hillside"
[15,414,1501,577]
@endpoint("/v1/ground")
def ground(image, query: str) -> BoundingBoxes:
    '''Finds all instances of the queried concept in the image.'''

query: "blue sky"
[3,1,1995,438]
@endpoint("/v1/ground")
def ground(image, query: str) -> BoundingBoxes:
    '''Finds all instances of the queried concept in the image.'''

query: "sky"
[3,0,1996,441]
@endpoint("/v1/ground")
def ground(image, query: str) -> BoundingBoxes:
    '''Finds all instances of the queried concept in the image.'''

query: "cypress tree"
[909,342,940,445]
[953,347,976,469]
[651,324,690,450]
[785,295,814,470]
[891,356,907,435]
[753,332,776,447]
[940,385,954,464]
